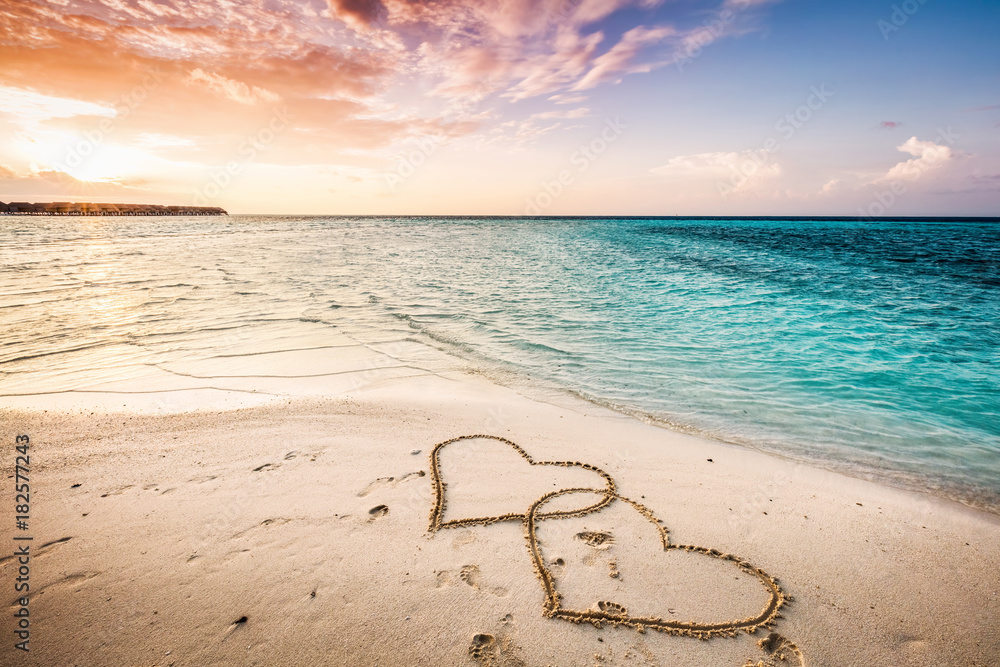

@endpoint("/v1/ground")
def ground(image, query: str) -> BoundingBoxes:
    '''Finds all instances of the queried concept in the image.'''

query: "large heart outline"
[523,488,790,640]
[428,435,617,532]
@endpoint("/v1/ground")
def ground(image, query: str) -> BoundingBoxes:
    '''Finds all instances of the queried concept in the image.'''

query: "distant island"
[0,201,227,216]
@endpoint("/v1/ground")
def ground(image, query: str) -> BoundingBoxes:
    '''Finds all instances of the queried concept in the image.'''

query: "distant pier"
[0,201,227,216]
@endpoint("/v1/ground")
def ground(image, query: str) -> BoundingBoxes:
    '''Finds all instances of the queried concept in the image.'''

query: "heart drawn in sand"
[426,434,803,665]
[524,488,790,640]
[428,435,617,532]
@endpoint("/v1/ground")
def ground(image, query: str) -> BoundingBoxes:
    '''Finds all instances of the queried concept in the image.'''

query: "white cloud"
[875,136,955,183]
[573,26,674,91]
[547,93,588,105]
[0,86,116,124]
[653,150,779,178]
[652,149,782,197]
[185,69,281,106]
[819,178,840,195]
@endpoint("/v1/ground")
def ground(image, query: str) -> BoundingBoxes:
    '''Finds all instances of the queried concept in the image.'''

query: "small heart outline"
[428,435,616,532]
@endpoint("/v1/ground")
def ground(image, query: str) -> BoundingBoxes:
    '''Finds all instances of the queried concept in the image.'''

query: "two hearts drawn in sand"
[427,434,800,652]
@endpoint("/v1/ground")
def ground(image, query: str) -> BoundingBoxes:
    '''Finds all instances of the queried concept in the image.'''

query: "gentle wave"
[1,215,997,510]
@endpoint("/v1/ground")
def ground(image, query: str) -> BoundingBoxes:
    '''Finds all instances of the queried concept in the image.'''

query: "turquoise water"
[2,216,998,508]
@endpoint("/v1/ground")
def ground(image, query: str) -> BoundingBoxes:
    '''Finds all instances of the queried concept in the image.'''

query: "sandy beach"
[6,0,1000,662]
[3,334,998,666]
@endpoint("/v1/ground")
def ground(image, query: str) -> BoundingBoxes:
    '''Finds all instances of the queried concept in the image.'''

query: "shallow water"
[2,215,998,509]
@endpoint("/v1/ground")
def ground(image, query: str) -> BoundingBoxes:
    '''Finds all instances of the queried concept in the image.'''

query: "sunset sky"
[1,0,998,215]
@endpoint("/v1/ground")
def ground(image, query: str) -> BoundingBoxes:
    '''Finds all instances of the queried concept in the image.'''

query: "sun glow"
[59,143,145,182]
[0,86,147,183]
[14,131,153,183]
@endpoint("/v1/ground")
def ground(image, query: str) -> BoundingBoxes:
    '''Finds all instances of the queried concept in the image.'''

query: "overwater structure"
[0,201,227,215]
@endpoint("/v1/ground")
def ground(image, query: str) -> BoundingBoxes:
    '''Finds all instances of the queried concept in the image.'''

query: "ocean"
[2,215,998,510]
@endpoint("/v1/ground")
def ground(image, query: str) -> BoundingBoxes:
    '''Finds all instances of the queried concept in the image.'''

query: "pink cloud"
[3,0,686,111]
[723,0,782,7]
[878,121,901,130]
[531,107,591,120]
[0,0,786,201]
[375,0,664,37]
[502,29,606,101]
[326,0,386,30]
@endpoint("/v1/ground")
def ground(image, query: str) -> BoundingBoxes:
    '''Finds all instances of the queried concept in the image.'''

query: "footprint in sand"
[253,462,280,472]
[434,565,508,597]
[576,531,616,568]
[452,530,477,549]
[359,477,395,497]
[461,565,508,597]
[576,531,615,549]
[460,564,482,588]
[358,471,427,497]
[469,633,497,663]
[743,632,804,667]
[468,620,527,667]
[596,601,627,617]
[368,505,389,521]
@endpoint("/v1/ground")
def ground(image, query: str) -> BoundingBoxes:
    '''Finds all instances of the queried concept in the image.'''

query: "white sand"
[2,339,999,666]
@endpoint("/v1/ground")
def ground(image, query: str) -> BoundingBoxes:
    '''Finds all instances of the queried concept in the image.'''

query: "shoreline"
[3,214,997,521]
[3,322,998,517]
[2,339,999,665]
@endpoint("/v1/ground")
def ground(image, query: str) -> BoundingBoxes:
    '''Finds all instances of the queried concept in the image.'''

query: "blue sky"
[1,0,997,214]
